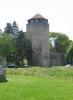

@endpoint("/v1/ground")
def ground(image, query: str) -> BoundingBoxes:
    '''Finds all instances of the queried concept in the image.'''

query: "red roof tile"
[30,13,47,19]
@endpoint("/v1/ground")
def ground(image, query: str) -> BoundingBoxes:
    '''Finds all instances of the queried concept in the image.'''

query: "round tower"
[26,13,50,66]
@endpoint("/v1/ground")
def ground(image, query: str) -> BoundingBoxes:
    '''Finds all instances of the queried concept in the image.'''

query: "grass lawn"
[0,67,73,100]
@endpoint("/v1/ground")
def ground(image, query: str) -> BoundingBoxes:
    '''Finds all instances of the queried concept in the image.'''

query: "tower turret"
[26,13,50,66]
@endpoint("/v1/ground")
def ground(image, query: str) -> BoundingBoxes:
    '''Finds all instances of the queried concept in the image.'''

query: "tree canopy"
[49,32,71,53]
[0,33,14,57]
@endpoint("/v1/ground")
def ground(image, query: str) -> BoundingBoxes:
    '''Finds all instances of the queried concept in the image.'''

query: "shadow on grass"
[0,79,8,83]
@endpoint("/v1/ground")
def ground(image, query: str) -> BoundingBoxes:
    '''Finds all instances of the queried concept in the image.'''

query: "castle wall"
[50,52,65,66]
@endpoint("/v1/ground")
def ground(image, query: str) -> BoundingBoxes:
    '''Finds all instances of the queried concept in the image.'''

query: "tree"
[4,21,19,39]
[4,23,13,34]
[14,31,32,66]
[24,39,32,65]
[0,33,14,57]
[66,41,73,64]
[12,21,19,34]
[49,32,71,53]
[0,29,2,37]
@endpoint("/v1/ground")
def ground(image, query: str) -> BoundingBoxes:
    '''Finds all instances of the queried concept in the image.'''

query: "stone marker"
[0,57,6,82]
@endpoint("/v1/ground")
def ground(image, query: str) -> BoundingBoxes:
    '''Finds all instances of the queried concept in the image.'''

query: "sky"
[0,0,73,40]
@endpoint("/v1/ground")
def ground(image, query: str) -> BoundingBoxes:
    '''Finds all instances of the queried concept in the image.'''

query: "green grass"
[0,67,73,100]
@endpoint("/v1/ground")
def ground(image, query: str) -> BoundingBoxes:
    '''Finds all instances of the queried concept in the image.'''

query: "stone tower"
[26,13,50,66]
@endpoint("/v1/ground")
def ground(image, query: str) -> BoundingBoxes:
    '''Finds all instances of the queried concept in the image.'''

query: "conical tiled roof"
[30,13,47,19]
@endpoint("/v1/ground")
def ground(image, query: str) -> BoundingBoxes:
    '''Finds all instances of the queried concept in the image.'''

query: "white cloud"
[0,0,73,40]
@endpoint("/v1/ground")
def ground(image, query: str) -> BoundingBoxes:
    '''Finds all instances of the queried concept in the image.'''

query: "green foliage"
[0,33,14,57]
[66,42,73,64]
[12,21,19,34]
[4,23,13,34]
[49,32,71,53]
[4,21,19,35]
[14,31,32,66]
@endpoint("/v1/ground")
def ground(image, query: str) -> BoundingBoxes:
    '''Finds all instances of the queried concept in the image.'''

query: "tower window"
[35,19,38,23]
[31,20,33,23]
